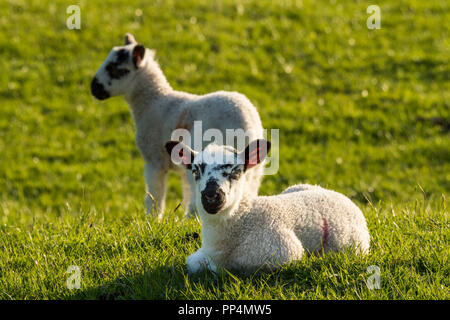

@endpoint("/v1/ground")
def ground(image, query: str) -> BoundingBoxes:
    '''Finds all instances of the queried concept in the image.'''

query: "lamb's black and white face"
[191,144,246,214]
[165,140,271,216]
[91,33,148,100]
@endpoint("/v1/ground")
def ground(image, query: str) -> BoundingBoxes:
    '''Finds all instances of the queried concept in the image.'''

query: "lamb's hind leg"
[231,229,305,271]
[144,163,168,218]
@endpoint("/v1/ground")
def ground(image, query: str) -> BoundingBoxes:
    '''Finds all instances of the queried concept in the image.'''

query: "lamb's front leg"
[144,163,168,218]
[181,170,197,218]
[186,249,217,274]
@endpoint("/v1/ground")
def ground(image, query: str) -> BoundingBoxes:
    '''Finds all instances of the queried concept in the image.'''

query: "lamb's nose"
[91,77,110,100]
[203,182,220,201]
[205,193,218,202]
[201,181,225,214]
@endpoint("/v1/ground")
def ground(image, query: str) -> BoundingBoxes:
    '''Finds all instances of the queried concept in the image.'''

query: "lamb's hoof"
[186,251,217,274]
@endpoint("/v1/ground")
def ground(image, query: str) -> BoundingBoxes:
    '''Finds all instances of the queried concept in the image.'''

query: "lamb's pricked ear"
[124,33,137,45]
[241,139,271,171]
[165,141,197,169]
[132,44,146,68]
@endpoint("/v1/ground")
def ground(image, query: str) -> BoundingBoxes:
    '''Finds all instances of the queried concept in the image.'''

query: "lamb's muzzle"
[91,77,110,100]
[201,181,225,214]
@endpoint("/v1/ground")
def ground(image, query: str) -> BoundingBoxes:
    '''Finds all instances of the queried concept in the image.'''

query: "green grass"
[0,0,448,299]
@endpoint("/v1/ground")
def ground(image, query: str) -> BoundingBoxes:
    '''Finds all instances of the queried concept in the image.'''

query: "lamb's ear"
[124,33,136,45]
[165,141,197,169]
[241,139,271,171]
[132,44,146,68]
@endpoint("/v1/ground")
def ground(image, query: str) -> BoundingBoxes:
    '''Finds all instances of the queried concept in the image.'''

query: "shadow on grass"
[68,264,189,300]
[66,250,370,300]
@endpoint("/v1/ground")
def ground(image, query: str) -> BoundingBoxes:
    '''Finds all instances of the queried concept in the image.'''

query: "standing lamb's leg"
[144,163,168,218]
[180,170,197,217]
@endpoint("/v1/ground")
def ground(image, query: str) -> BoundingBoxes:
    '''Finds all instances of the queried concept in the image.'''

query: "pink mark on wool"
[321,218,329,248]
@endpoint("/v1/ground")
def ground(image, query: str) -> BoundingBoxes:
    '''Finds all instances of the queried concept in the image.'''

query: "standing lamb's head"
[165,139,270,216]
[91,33,155,100]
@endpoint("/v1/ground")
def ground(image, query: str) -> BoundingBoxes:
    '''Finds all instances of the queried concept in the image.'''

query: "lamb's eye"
[227,168,242,180]
[106,63,130,79]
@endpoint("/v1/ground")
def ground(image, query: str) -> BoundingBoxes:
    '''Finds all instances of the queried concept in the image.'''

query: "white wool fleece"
[194,184,370,273]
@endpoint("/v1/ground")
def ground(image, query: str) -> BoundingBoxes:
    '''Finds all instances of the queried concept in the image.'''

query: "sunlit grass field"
[0,0,448,299]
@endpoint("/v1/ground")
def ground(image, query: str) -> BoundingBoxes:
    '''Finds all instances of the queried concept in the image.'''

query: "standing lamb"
[91,34,264,217]
[165,139,370,273]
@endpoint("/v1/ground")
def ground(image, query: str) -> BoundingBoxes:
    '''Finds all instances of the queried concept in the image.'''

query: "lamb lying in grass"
[91,33,264,217]
[165,139,370,273]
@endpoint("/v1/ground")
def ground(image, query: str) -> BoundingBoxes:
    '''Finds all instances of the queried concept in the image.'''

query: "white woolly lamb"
[165,139,370,273]
[91,34,264,217]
